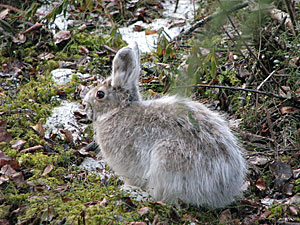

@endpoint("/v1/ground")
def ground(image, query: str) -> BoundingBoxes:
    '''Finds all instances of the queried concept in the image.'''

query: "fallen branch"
[173,1,249,41]
[0,4,22,13]
[173,84,289,101]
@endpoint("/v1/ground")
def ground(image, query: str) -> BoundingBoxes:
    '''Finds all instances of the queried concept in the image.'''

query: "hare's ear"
[111,42,140,91]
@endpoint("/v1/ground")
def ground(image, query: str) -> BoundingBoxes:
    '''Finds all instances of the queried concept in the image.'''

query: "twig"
[0,4,22,13]
[173,84,289,100]
[172,1,249,41]
[283,0,297,34]
[257,70,276,90]
[174,0,179,13]
[95,0,115,27]
[101,44,117,54]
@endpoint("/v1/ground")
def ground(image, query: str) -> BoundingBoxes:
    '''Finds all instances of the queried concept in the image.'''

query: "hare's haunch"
[83,43,246,208]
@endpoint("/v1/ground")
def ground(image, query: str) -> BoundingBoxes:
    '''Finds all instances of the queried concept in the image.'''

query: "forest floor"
[0,0,300,224]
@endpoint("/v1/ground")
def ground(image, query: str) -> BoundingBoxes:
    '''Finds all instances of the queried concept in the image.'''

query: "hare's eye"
[96,90,105,99]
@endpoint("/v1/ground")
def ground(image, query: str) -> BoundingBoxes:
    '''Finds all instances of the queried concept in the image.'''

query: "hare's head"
[83,42,141,121]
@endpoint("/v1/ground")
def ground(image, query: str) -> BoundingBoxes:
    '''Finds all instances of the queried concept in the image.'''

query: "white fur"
[83,43,247,208]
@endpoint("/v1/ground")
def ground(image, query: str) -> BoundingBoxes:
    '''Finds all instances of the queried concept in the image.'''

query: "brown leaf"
[23,22,43,34]
[255,177,267,191]
[61,129,73,143]
[279,86,291,97]
[138,207,150,216]
[150,201,166,206]
[219,209,232,223]
[0,150,20,170]
[62,196,72,202]
[0,9,9,19]
[11,172,25,187]
[241,199,260,207]
[20,145,44,154]
[84,200,99,206]
[258,210,272,220]
[282,183,294,196]
[53,30,71,44]
[11,139,27,151]
[0,176,9,185]
[133,25,145,32]
[56,185,68,191]
[99,198,108,207]
[42,164,53,176]
[288,206,299,216]
[293,168,300,179]
[37,52,55,60]
[0,164,16,176]
[248,156,270,166]
[145,29,157,35]
[280,106,300,114]
[12,33,26,44]
[127,222,146,225]
[31,122,45,137]
[0,120,12,143]
[80,46,89,54]
[270,161,292,188]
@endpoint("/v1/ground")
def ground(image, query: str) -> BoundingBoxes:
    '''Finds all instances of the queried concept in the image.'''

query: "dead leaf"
[219,209,232,223]
[0,176,9,185]
[37,52,55,60]
[23,22,43,34]
[282,183,294,196]
[133,25,145,32]
[54,30,71,44]
[286,195,300,205]
[11,139,27,151]
[20,145,44,154]
[293,168,300,179]
[241,199,259,207]
[0,164,16,176]
[12,33,26,44]
[84,200,99,206]
[248,156,270,166]
[279,86,291,97]
[258,210,272,220]
[150,201,166,206]
[0,150,20,170]
[288,206,299,216]
[138,207,150,216]
[127,222,146,225]
[270,161,292,188]
[280,106,299,114]
[0,9,9,19]
[42,164,53,176]
[56,185,68,191]
[255,177,267,191]
[62,196,72,202]
[11,172,25,187]
[99,198,108,207]
[61,129,73,143]
[31,122,45,137]
[0,120,12,143]
[80,46,89,54]
[168,20,186,29]
[145,29,157,35]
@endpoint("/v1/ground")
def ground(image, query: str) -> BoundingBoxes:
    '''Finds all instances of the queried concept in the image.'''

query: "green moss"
[0,205,11,219]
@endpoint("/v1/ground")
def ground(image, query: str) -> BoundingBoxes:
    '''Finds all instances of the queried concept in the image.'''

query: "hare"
[83,42,246,208]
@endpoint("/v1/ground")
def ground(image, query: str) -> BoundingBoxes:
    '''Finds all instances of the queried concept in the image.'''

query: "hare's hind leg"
[145,140,195,204]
